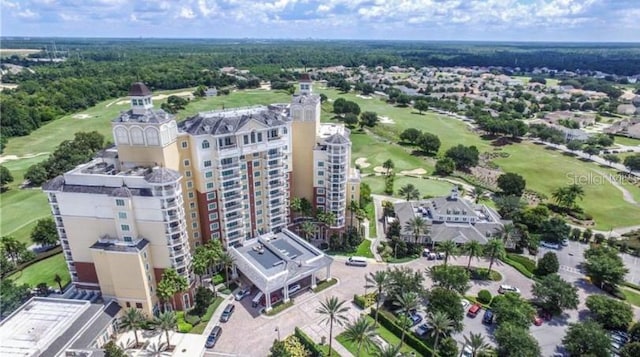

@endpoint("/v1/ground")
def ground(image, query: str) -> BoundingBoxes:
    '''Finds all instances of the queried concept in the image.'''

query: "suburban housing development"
[41,78,360,316]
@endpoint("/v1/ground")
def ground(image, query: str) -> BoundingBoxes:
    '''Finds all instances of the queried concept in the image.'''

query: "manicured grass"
[494,143,640,230]
[613,136,640,147]
[336,315,419,357]
[190,296,225,334]
[364,202,377,238]
[9,252,70,288]
[621,287,640,307]
[385,255,419,264]
[363,175,454,198]
[355,240,374,258]
[265,300,295,316]
[350,132,431,175]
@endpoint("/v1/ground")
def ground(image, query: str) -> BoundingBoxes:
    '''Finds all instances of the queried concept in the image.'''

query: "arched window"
[130,127,144,145]
[114,127,129,144]
[250,131,256,144]
[202,140,210,149]
[145,128,159,146]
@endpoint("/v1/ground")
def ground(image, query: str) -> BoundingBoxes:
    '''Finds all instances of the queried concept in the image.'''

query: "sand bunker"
[378,116,395,125]
[72,114,91,119]
[356,94,372,99]
[355,157,371,168]
[373,166,388,174]
[400,168,427,175]
[0,152,49,164]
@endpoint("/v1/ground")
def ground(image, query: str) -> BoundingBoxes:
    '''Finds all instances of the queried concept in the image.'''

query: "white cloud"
[178,6,196,19]
[17,9,39,19]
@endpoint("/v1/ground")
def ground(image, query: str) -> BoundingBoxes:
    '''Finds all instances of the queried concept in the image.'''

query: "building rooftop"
[128,82,152,97]
[0,298,120,357]
[230,229,333,293]
[112,108,174,125]
[318,123,349,139]
[90,238,149,253]
[180,106,288,135]
[291,93,320,105]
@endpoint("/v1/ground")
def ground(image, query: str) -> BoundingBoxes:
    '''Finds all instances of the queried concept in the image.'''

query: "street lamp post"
[275,327,280,342]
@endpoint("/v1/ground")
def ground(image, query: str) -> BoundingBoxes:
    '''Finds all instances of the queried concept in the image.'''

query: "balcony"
[221,182,242,192]
[268,151,283,159]
[267,190,284,198]
[224,203,244,213]
[267,180,283,189]
[219,161,240,170]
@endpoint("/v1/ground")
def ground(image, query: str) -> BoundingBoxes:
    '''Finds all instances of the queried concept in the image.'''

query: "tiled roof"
[112,108,173,124]
[144,167,181,184]
[128,82,152,96]
[324,133,350,145]
[180,107,288,135]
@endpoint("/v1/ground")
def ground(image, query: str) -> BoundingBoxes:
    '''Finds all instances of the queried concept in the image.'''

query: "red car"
[533,316,543,326]
[467,304,481,318]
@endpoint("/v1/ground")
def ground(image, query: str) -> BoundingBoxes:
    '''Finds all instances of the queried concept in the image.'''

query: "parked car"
[533,315,543,326]
[460,299,471,310]
[482,309,494,325]
[538,309,552,321]
[235,287,251,301]
[561,239,569,246]
[205,326,222,348]
[461,345,473,357]
[435,252,445,260]
[540,241,560,249]
[467,304,481,318]
[408,312,423,326]
[288,283,302,295]
[220,304,235,322]
[498,284,521,294]
[416,323,431,336]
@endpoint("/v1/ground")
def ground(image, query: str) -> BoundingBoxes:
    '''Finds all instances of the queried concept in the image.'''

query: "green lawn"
[336,315,419,356]
[355,239,373,258]
[621,287,640,308]
[614,136,640,147]
[9,252,70,288]
[363,175,455,198]
[350,132,432,175]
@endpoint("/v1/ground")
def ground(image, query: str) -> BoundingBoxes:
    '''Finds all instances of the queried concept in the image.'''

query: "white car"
[461,345,473,357]
[541,241,560,249]
[460,299,471,310]
[498,284,521,294]
[234,287,251,301]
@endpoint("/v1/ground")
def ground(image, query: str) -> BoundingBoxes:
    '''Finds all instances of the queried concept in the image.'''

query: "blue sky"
[1,0,639,42]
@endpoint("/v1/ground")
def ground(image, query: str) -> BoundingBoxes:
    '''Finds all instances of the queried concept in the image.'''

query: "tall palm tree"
[463,332,491,357]
[365,270,388,326]
[484,238,505,276]
[566,183,585,208]
[428,310,454,356]
[463,241,484,270]
[119,307,146,347]
[404,216,429,244]
[398,184,420,201]
[374,343,403,357]
[343,316,377,357]
[300,221,316,240]
[395,291,419,346]
[192,246,209,286]
[316,296,350,357]
[218,252,235,289]
[348,200,360,229]
[472,186,485,204]
[438,240,458,266]
[382,159,395,176]
[153,311,177,348]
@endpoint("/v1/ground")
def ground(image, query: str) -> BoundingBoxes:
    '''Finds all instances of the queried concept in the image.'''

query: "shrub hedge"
[353,293,376,309]
[184,313,201,326]
[501,255,535,278]
[176,311,193,333]
[294,327,341,356]
[369,308,434,356]
[477,289,493,304]
[506,253,537,272]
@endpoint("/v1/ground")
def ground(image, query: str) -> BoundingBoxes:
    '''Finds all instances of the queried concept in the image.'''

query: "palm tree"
[318,211,337,240]
[119,307,146,347]
[395,291,419,346]
[290,196,302,217]
[398,184,420,201]
[144,341,170,357]
[343,316,377,356]
[463,332,491,357]
[462,241,484,270]
[374,343,403,357]
[153,311,177,348]
[300,221,316,241]
[404,216,429,244]
[438,240,458,266]
[316,296,350,357]
[348,200,360,229]
[54,273,64,292]
[427,310,454,356]
[192,246,209,285]
[382,159,395,176]
[566,183,585,208]
[218,252,235,289]
[365,270,388,326]
[472,186,485,204]
[484,238,505,276]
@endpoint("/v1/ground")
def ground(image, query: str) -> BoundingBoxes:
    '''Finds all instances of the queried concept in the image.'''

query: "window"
[254,171,261,177]
[318,180,324,185]
[318,162,324,167]
[209,213,218,221]
[255,182,261,187]
[118,212,127,219]
[202,140,210,149]
[123,236,132,242]
[253,161,260,167]
[136,303,143,309]
[204,160,212,168]
[205,171,213,178]
[188,192,194,199]
[256,200,262,205]
[212,232,220,239]
[317,197,325,204]
[257,132,263,142]
[115,199,125,207]
[210,223,219,230]
[126,302,131,308]
[187,181,193,189]
[192,222,198,228]
[181,141,188,148]
[206,182,214,189]
[208,203,217,210]
[221,158,232,165]
[191,212,197,219]
[189,202,196,209]
[183,159,190,166]
[257,219,263,224]
[317,188,325,194]
[250,131,256,143]
[194,232,199,239]
[243,135,248,145]
[185,170,191,177]
[222,169,234,177]
[121,224,130,231]
[207,192,216,200]
[318,171,324,176]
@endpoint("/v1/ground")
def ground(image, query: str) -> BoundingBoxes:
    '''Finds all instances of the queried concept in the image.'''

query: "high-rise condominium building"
[43,77,359,315]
